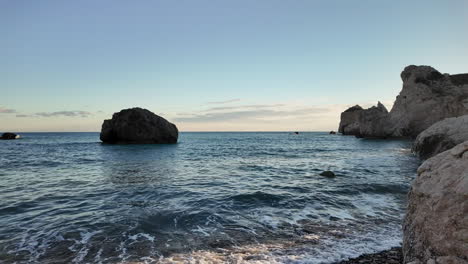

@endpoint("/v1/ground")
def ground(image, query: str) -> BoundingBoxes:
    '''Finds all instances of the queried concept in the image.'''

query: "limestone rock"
[100,108,178,144]
[403,141,468,263]
[413,115,468,159]
[356,102,390,138]
[337,65,468,138]
[388,65,468,137]
[338,105,363,135]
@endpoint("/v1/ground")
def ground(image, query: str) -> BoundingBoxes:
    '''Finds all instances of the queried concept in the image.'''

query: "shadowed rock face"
[403,141,468,263]
[413,115,468,159]
[338,65,468,138]
[100,108,178,144]
[356,102,390,138]
[338,105,363,135]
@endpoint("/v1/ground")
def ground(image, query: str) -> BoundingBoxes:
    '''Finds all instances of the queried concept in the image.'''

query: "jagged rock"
[1,132,19,140]
[338,105,363,135]
[388,65,468,137]
[356,102,390,138]
[338,65,468,138]
[413,115,468,159]
[403,141,468,263]
[100,108,178,144]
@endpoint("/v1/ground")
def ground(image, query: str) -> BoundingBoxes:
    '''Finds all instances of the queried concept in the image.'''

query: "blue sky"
[1,0,467,131]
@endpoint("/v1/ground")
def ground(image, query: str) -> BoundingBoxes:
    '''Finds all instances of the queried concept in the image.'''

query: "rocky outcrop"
[403,141,468,263]
[413,115,468,159]
[100,108,178,144]
[338,105,363,135]
[356,102,390,138]
[338,65,468,138]
[1,132,19,140]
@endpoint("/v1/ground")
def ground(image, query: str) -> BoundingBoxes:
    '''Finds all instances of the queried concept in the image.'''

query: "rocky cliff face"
[403,141,468,264]
[100,108,178,144]
[356,102,390,138]
[338,105,363,135]
[338,65,468,138]
[413,115,468,159]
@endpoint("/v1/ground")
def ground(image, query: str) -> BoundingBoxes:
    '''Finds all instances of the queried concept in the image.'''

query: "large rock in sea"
[388,66,468,137]
[356,102,390,138]
[338,105,363,135]
[1,132,19,140]
[413,115,468,159]
[337,65,468,138]
[100,108,178,144]
[403,141,468,264]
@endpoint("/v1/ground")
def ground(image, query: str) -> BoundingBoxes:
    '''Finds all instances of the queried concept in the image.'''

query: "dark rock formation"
[403,141,468,263]
[413,115,468,159]
[100,108,178,144]
[338,65,468,138]
[319,171,335,177]
[338,105,363,135]
[329,131,336,134]
[1,132,19,140]
[336,247,402,264]
[356,102,390,138]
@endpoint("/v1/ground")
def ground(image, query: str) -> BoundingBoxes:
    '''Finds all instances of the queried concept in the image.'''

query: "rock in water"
[388,65,468,137]
[337,65,468,138]
[338,105,363,135]
[356,102,390,138]
[100,108,178,144]
[1,132,19,140]
[319,171,335,177]
[413,115,468,159]
[403,141,468,263]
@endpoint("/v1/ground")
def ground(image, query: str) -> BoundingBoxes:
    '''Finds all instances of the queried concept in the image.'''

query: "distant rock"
[356,102,390,138]
[338,105,363,135]
[329,131,336,134]
[1,132,19,140]
[100,108,178,144]
[319,171,335,177]
[413,115,468,159]
[403,141,468,263]
[337,65,468,138]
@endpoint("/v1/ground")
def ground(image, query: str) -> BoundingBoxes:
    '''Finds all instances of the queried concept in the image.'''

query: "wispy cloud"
[16,114,29,118]
[0,107,16,114]
[206,98,241,105]
[34,111,92,118]
[174,105,330,123]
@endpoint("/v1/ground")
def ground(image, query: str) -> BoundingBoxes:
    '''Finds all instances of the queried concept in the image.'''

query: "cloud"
[35,111,92,118]
[0,107,16,113]
[16,114,29,118]
[204,104,285,112]
[206,98,241,105]
[173,105,331,123]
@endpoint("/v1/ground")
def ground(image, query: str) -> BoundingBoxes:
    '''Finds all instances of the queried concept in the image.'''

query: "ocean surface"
[0,132,420,264]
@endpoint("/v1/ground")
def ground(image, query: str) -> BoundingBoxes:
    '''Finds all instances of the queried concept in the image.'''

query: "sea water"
[0,132,419,263]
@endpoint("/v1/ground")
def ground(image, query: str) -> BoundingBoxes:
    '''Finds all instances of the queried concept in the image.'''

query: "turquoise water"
[0,132,419,263]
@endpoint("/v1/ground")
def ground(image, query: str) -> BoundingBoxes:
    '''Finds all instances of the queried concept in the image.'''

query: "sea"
[0,132,420,264]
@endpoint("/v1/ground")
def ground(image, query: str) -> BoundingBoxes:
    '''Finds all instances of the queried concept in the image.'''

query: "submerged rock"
[338,105,363,135]
[319,171,335,177]
[413,115,468,159]
[1,132,19,140]
[338,65,468,138]
[100,107,178,144]
[403,141,468,263]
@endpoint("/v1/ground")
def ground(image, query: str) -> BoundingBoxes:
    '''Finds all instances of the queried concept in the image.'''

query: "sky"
[1,0,467,132]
